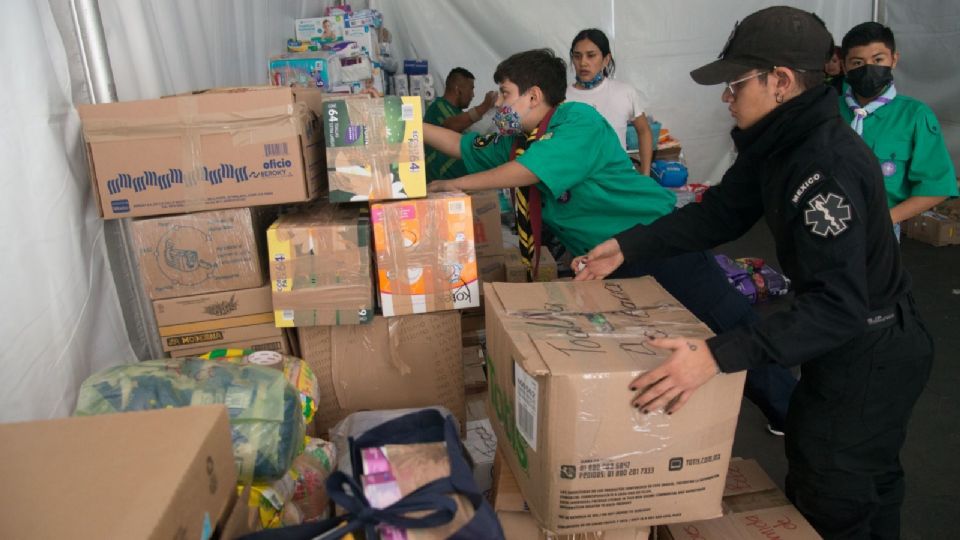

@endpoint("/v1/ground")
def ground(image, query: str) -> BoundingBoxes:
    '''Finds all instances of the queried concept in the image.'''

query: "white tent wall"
[884,0,960,167]
[373,0,873,182]
[0,0,133,422]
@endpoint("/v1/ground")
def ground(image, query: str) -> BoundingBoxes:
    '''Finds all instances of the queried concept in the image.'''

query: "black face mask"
[846,64,894,98]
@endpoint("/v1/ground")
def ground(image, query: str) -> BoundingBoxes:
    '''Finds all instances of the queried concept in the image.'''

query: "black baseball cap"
[691,6,834,85]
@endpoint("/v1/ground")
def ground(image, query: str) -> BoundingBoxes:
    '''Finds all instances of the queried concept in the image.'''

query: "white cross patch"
[804,193,852,237]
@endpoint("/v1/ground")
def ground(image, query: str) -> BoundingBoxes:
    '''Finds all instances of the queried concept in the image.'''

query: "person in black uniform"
[572,6,933,539]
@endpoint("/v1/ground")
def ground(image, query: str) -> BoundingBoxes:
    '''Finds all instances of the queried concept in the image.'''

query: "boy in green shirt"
[839,22,957,235]
[427,48,797,436]
[424,67,497,181]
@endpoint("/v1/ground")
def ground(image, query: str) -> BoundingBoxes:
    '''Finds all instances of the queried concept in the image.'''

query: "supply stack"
[5,4,807,539]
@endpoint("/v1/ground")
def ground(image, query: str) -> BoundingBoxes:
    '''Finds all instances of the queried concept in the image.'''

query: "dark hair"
[445,67,475,89]
[493,49,567,106]
[570,28,616,77]
[841,22,896,60]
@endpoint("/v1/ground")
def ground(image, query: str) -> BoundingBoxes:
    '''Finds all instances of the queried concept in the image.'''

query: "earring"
[775,93,784,103]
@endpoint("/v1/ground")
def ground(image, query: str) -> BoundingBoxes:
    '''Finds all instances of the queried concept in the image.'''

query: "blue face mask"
[492,97,525,136]
[577,70,605,89]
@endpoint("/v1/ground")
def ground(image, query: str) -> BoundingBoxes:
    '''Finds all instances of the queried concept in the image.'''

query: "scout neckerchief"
[844,83,896,136]
[511,107,557,278]
[576,71,604,90]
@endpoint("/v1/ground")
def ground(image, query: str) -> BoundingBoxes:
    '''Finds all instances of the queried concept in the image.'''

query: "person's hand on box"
[629,337,719,415]
[572,238,624,280]
[428,179,461,193]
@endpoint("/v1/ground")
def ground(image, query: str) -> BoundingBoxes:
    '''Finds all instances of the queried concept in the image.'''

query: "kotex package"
[75,358,305,482]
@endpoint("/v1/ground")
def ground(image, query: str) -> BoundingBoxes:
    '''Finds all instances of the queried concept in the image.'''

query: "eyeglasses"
[723,70,769,97]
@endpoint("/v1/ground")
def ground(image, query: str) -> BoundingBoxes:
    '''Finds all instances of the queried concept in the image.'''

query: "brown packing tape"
[378,197,456,314]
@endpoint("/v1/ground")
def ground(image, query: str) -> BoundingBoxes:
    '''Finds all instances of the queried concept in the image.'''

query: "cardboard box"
[465,418,498,496]
[499,511,651,540]
[169,333,292,358]
[295,15,345,43]
[503,247,556,283]
[471,190,505,258]
[463,344,487,393]
[79,86,326,218]
[462,309,486,348]
[904,210,960,246]
[493,448,528,513]
[371,193,480,316]
[267,205,374,326]
[324,95,426,202]
[658,505,821,540]
[131,208,267,300]
[0,406,237,539]
[485,278,746,534]
[269,53,332,89]
[162,322,283,353]
[478,255,507,285]
[298,311,465,435]
[152,286,272,327]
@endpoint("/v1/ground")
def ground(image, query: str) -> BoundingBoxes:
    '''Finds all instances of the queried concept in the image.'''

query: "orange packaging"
[371,193,479,316]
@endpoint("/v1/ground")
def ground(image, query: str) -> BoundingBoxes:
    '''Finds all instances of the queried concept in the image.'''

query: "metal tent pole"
[70,0,164,360]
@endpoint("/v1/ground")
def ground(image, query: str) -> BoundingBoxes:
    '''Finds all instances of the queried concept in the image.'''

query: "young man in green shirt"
[839,22,957,236]
[423,67,497,181]
[427,48,798,435]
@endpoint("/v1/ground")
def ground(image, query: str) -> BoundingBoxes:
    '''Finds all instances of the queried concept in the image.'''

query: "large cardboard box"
[471,190,505,258]
[153,286,273,326]
[904,210,960,246]
[79,86,326,218]
[169,333,292,358]
[153,285,276,353]
[267,205,374,326]
[323,95,426,202]
[658,459,820,539]
[0,406,236,539]
[485,278,746,534]
[298,311,465,435]
[371,193,479,316]
[131,208,267,300]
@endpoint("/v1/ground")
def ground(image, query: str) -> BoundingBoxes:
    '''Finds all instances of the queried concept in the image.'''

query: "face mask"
[492,95,527,136]
[846,64,894,98]
[577,70,605,89]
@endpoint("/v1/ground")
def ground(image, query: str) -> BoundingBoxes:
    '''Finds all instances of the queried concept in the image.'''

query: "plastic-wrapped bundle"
[75,358,304,482]
[200,349,320,425]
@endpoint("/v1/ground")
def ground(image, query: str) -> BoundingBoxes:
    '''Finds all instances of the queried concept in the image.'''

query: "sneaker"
[766,423,785,437]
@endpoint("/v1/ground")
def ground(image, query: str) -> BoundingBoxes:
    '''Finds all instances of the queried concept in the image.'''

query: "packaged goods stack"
[484,277,749,538]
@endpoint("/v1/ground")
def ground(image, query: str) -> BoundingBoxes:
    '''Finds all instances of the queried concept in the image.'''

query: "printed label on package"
[514,361,538,451]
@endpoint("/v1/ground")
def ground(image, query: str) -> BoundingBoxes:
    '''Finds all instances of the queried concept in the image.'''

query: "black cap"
[691,6,833,85]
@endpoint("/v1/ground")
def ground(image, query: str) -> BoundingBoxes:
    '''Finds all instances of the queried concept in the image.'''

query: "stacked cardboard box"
[659,459,822,539]
[485,278,746,535]
[0,406,248,539]
[298,311,465,435]
[152,286,291,357]
[79,87,326,219]
[904,197,960,246]
[266,204,375,327]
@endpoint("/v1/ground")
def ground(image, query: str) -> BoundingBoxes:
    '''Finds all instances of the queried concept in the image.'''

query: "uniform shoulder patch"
[790,171,824,206]
[473,132,498,148]
[804,192,852,237]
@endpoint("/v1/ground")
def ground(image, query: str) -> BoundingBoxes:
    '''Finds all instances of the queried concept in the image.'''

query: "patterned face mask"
[492,99,525,136]
[577,70,605,89]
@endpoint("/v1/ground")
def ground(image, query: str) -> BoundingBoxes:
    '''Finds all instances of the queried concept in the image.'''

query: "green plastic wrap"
[75,358,304,482]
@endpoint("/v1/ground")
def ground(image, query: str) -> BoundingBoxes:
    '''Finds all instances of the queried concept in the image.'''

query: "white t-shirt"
[566,78,645,149]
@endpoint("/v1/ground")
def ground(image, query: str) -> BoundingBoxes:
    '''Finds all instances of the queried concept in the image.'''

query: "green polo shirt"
[424,97,469,181]
[839,86,958,208]
[459,101,675,256]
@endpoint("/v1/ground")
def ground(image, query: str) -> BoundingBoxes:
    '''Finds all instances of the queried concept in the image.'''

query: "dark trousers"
[611,250,797,428]
[784,294,933,539]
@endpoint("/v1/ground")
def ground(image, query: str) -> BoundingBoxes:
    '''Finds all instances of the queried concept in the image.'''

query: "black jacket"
[614,85,909,372]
